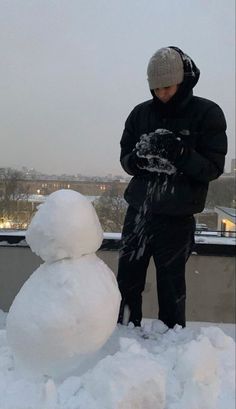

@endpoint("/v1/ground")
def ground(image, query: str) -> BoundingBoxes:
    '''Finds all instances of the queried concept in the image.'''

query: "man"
[117,46,227,329]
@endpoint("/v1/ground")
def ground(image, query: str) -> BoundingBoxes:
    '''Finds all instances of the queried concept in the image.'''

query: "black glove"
[135,131,168,157]
[161,135,186,164]
[129,148,150,170]
[136,129,186,165]
[132,145,176,175]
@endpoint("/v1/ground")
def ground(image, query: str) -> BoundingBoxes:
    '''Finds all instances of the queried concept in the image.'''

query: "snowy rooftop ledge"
[0,229,235,323]
[0,230,235,256]
[0,310,235,409]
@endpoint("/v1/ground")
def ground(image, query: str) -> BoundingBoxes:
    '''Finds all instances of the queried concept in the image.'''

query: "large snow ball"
[6,254,121,378]
[26,189,103,262]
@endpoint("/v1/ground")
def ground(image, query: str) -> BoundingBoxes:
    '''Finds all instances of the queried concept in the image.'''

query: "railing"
[0,229,235,256]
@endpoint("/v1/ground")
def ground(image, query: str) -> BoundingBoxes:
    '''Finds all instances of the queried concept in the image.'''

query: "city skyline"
[1,159,236,180]
[0,0,235,176]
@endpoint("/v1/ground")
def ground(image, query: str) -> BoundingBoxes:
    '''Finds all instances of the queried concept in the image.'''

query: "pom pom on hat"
[147,47,184,89]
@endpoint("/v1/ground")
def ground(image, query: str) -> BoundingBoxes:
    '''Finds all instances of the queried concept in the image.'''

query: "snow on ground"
[0,312,235,409]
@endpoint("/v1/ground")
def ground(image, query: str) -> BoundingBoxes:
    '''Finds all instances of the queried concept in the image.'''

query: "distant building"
[215,206,236,237]
[15,178,127,197]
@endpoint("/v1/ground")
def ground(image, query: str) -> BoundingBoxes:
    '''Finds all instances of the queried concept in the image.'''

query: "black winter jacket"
[120,49,227,216]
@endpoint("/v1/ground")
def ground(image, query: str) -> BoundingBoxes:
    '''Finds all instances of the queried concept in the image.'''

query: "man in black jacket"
[117,46,227,329]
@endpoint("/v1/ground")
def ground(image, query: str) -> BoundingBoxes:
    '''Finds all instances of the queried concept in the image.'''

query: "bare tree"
[206,177,235,209]
[94,183,127,232]
[0,168,32,228]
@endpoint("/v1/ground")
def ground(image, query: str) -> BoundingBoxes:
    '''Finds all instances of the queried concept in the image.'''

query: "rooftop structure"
[215,206,236,237]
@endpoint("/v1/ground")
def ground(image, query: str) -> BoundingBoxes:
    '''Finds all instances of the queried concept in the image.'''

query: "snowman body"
[6,190,121,378]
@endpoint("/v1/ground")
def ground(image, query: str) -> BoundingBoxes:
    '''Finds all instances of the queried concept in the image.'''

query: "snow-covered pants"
[117,205,195,328]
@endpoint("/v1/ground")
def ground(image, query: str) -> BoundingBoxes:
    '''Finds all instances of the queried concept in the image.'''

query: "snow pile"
[6,190,121,378]
[25,189,103,262]
[81,338,166,409]
[0,318,235,409]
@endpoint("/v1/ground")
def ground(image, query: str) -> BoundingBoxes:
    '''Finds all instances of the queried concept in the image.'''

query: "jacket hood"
[150,46,200,114]
[169,46,200,89]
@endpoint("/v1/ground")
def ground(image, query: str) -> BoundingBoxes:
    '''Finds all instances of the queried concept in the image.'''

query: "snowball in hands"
[6,190,121,377]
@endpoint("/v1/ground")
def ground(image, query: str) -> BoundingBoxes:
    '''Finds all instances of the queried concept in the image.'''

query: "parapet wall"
[0,242,235,323]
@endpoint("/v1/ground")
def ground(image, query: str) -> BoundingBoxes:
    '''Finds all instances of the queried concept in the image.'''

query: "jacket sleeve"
[179,104,228,182]
[120,108,148,176]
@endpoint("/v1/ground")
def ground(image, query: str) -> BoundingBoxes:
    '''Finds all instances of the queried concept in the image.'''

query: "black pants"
[117,206,195,328]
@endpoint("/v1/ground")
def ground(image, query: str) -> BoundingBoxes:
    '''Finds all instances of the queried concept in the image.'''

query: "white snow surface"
[6,254,121,378]
[1,316,235,409]
[25,189,103,262]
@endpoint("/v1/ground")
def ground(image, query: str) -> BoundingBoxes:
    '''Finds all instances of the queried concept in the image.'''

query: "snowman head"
[26,189,103,262]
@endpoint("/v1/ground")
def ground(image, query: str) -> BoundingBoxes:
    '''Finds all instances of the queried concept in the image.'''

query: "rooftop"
[215,206,236,219]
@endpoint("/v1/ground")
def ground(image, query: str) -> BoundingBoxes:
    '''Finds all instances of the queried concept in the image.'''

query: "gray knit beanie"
[147,47,184,89]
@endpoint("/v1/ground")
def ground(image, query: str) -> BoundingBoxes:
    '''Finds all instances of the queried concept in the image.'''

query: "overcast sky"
[0,0,235,176]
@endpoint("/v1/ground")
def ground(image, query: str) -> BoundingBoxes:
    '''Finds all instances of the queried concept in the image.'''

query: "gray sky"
[0,0,235,176]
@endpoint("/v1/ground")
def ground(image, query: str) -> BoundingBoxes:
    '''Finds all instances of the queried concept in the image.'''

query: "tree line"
[0,168,235,231]
[95,177,235,232]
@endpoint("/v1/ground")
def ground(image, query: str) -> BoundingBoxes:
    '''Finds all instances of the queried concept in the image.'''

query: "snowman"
[6,189,121,378]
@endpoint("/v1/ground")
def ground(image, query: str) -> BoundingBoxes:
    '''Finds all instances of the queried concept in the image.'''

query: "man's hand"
[136,129,186,165]
[129,148,150,170]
